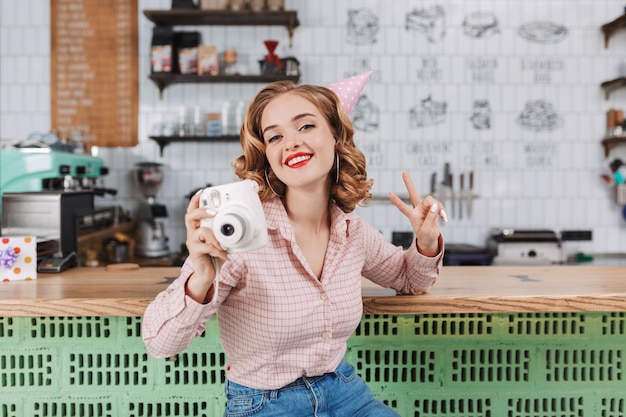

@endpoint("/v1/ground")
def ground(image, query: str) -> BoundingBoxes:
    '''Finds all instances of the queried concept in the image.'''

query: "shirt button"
[320,293,328,300]
[321,331,331,339]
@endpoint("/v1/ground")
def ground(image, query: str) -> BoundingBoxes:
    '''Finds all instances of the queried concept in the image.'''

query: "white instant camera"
[199,179,268,253]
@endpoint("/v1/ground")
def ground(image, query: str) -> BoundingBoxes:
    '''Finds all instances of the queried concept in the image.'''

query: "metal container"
[487,228,564,265]
[1,191,94,257]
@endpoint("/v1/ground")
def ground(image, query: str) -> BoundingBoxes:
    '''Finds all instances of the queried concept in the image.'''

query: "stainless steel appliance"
[134,162,169,258]
[0,147,130,270]
[487,228,564,265]
[1,191,95,272]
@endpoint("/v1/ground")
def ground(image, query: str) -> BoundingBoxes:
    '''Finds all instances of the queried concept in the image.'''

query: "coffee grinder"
[134,162,169,258]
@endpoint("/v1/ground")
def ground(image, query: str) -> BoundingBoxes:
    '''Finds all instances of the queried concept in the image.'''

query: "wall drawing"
[410,95,447,128]
[405,140,451,168]
[524,142,557,167]
[346,8,379,45]
[517,100,562,131]
[521,58,564,84]
[417,56,443,82]
[405,5,446,43]
[359,141,385,168]
[352,95,380,132]
[345,58,381,83]
[466,57,498,83]
[518,21,568,44]
[469,100,491,130]
[462,11,500,38]
[464,142,501,167]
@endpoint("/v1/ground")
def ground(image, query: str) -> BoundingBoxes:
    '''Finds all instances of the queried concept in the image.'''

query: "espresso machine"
[0,148,110,209]
[134,162,169,258]
[0,147,118,271]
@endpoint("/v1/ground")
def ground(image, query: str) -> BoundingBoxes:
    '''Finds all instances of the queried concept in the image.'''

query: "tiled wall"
[2,0,626,257]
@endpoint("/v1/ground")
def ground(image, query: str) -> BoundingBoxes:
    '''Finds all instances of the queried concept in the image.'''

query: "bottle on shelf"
[193,105,205,136]
[235,100,247,132]
[206,112,222,137]
[221,101,235,135]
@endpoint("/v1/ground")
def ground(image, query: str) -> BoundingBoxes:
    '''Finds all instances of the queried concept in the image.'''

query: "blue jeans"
[223,359,400,417]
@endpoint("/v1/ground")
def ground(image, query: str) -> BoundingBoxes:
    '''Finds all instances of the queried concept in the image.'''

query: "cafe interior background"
[1,0,626,266]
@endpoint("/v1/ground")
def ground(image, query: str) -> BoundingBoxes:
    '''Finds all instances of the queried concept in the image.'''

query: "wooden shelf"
[143,9,298,28]
[142,9,299,44]
[77,221,135,245]
[601,11,626,48]
[601,135,626,158]
[600,12,626,194]
[149,73,300,96]
[601,77,626,100]
[149,135,240,156]
[143,8,301,149]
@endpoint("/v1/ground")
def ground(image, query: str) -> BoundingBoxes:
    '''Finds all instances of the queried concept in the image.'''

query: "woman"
[142,78,446,417]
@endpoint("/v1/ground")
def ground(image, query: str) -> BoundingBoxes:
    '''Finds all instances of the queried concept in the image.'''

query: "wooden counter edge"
[362,294,626,314]
[0,298,154,317]
[3,294,626,317]
[3,266,626,317]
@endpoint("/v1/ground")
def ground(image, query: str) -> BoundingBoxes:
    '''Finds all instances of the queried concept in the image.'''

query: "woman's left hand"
[388,171,447,257]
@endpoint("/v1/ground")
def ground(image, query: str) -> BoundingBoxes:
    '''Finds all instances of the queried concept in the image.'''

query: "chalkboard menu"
[51,0,138,148]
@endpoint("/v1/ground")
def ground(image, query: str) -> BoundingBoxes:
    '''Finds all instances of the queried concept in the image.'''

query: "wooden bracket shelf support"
[601,77,626,100]
[602,12,626,49]
[601,136,626,158]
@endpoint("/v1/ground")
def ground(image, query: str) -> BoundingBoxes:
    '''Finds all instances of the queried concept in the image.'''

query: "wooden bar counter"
[1,265,625,316]
[3,265,626,416]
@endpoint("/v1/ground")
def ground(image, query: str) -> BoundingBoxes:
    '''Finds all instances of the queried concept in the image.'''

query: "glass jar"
[250,0,265,12]
[229,0,245,11]
[267,0,284,11]
[223,49,239,75]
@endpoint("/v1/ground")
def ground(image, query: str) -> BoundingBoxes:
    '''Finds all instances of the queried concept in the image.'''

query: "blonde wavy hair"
[232,81,373,213]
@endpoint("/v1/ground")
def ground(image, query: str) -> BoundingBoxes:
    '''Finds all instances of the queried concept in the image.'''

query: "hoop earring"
[265,168,283,198]
[335,153,340,183]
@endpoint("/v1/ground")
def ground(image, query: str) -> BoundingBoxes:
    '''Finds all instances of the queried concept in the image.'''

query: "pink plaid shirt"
[142,197,443,390]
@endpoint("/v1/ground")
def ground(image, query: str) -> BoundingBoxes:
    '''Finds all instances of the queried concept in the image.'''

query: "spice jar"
[249,0,265,12]
[229,0,245,11]
[267,0,284,11]
[223,49,239,75]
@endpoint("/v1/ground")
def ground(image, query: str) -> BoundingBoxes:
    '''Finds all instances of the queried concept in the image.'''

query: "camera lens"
[221,223,235,236]
[215,212,246,249]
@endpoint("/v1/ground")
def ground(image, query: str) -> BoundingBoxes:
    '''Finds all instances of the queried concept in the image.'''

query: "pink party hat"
[325,71,372,115]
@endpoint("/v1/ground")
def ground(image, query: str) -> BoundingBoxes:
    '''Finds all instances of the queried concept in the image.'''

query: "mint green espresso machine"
[0,148,106,198]
[0,148,109,271]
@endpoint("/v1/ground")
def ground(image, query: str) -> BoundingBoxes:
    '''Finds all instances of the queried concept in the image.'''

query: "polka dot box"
[0,236,37,281]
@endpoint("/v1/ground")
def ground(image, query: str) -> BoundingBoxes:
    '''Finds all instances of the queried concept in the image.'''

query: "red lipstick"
[284,152,312,168]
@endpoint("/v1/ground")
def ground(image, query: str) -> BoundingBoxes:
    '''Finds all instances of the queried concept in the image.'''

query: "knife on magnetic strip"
[467,171,474,218]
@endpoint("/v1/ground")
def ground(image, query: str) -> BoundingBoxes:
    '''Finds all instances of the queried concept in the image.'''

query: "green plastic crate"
[2,313,626,416]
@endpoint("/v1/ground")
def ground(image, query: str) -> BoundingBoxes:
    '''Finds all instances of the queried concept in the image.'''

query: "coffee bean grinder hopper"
[134,162,169,258]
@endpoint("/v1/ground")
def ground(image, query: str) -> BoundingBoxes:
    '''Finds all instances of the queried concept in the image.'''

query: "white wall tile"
[3,0,626,256]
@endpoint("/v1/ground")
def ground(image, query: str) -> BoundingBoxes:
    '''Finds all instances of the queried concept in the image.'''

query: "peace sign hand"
[388,171,447,257]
